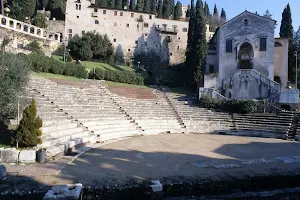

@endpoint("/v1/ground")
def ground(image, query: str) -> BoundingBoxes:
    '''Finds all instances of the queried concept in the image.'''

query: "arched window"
[9,20,14,28]
[1,18,7,25]
[95,20,99,24]
[76,4,78,10]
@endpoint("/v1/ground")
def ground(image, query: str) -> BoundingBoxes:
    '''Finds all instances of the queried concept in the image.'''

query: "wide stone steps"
[95,130,140,142]
[46,135,95,158]
[42,131,90,147]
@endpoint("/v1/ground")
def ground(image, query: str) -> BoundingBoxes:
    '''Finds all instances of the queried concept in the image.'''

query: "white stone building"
[202,11,298,105]
[65,0,214,66]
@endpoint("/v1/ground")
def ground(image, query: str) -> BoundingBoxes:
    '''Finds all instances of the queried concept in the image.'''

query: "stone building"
[202,11,298,105]
[65,0,214,66]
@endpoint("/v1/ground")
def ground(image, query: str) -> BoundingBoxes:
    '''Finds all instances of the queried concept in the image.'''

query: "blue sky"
[181,0,300,37]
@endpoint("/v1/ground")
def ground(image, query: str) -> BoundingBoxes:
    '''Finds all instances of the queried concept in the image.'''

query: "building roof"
[220,10,277,28]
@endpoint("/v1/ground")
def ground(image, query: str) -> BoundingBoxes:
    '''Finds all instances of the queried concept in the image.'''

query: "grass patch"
[170,87,196,96]
[82,61,116,71]
[106,81,148,88]
[114,65,135,71]
[52,55,64,63]
[31,72,83,82]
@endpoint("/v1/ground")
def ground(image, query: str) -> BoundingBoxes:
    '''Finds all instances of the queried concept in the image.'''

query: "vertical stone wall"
[274,38,289,88]
[65,0,214,66]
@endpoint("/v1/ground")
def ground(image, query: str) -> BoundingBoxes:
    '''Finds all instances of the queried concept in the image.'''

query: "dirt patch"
[108,86,156,99]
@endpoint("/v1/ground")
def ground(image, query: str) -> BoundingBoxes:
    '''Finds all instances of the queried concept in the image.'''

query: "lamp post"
[137,61,140,69]
[295,51,298,89]
[63,38,68,68]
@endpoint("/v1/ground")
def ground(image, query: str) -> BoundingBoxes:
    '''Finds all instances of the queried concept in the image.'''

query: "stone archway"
[238,42,254,69]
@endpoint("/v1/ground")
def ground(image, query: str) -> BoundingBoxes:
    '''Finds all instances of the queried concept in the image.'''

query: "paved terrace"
[3,134,300,193]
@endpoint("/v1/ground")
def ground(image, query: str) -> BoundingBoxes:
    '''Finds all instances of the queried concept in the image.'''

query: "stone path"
[3,134,300,191]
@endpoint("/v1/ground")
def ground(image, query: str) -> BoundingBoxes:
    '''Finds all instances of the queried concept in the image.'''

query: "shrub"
[12,100,43,148]
[63,63,87,78]
[198,96,258,114]
[198,96,220,109]
[93,68,105,80]
[49,59,64,74]
[32,13,47,28]
[29,53,51,72]
[27,40,42,52]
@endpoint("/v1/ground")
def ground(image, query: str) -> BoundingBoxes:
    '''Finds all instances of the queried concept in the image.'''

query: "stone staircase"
[160,86,235,134]
[28,76,141,158]
[105,85,183,135]
[231,111,294,139]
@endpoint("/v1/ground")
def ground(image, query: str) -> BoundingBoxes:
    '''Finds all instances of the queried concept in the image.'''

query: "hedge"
[26,53,144,85]
[198,96,258,114]
[28,53,88,79]
[89,68,144,85]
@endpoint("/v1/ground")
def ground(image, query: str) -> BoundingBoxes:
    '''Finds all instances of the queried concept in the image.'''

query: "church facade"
[202,11,298,105]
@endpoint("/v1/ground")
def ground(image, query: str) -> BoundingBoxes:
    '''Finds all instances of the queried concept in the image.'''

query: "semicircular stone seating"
[27,76,297,159]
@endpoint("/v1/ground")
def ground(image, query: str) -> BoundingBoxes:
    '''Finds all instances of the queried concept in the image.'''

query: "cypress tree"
[129,0,135,9]
[280,3,295,82]
[170,0,175,15]
[220,8,226,25]
[193,0,207,88]
[122,0,128,8]
[150,0,156,14]
[22,0,37,18]
[174,1,182,20]
[157,0,163,18]
[97,0,108,6]
[136,0,144,11]
[115,0,122,9]
[108,0,115,8]
[186,4,190,18]
[185,0,195,86]
[211,3,219,30]
[162,0,171,19]
[143,0,150,12]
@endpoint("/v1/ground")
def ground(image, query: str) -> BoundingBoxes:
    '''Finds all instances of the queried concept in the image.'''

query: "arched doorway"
[238,42,254,69]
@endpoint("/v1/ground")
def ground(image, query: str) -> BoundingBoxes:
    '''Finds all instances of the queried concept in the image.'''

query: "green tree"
[108,0,115,8]
[170,0,175,16]
[136,0,144,11]
[211,3,219,30]
[122,0,128,8]
[0,53,29,126]
[150,0,156,14]
[157,0,163,18]
[27,40,42,52]
[50,0,66,20]
[220,8,226,25]
[115,0,122,8]
[174,1,182,20]
[21,0,37,18]
[10,0,25,21]
[32,13,48,28]
[280,3,295,82]
[143,0,150,12]
[162,0,171,19]
[13,100,43,148]
[263,9,272,19]
[97,0,108,6]
[185,0,207,89]
[129,0,135,9]
[185,0,195,86]
[193,0,207,87]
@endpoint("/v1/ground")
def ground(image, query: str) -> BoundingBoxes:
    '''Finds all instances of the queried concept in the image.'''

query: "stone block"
[0,165,6,180]
[43,184,83,200]
[1,148,20,163]
[19,150,36,163]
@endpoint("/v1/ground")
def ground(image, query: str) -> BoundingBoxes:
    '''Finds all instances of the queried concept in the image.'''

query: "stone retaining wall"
[0,148,36,163]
